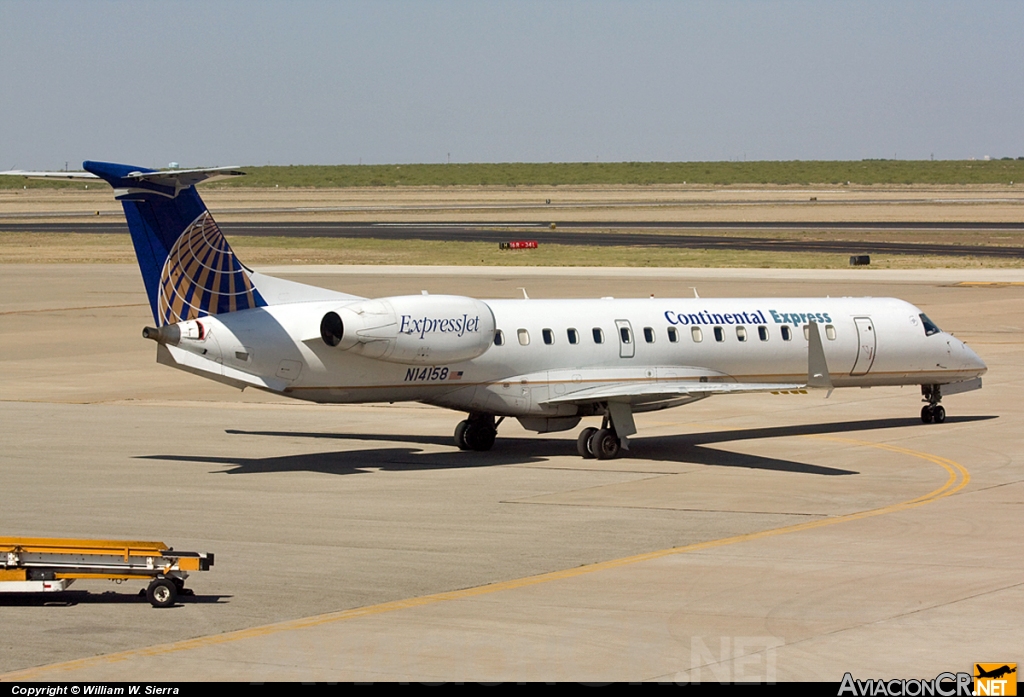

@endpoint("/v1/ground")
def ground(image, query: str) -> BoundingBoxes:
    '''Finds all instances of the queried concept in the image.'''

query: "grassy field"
[2,232,1019,269]
[6,159,1024,189]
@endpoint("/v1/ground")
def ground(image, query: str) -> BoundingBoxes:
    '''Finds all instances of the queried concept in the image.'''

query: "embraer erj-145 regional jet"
[5,162,987,459]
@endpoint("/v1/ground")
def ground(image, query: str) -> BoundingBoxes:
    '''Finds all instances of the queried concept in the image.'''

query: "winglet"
[807,321,834,392]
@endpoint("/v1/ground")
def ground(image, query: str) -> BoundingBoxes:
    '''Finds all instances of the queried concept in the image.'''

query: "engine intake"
[320,312,344,347]
[320,295,495,365]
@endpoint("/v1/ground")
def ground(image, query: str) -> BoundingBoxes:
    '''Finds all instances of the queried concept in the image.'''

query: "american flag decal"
[449,371,464,380]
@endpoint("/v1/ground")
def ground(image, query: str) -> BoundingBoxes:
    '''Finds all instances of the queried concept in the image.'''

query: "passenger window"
[643,327,655,343]
[494,330,504,346]
[825,325,836,340]
[736,326,747,342]
[542,328,554,345]
[758,325,768,341]
[619,327,632,344]
[803,325,810,341]
[567,328,579,344]
[714,326,724,342]
[781,326,792,341]
[592,328,604,344]
[518,329,530,346]
[691,326,702,343]
[667,326,679,343]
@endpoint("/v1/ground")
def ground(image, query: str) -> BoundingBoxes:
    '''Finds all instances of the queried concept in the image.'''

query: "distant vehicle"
[1,162,987,459]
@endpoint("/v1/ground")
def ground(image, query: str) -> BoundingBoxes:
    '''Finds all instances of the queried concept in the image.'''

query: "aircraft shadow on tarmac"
[0,590,228,607]
[138,416,994,478]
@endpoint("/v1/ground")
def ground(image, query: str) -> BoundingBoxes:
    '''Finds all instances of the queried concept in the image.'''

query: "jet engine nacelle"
[320,295,496,365]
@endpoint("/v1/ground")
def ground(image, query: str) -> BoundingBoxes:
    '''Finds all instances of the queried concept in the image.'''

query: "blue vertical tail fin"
[83,161,265,326]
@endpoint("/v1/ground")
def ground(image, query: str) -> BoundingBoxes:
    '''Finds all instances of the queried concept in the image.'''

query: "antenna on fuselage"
[690,287,699,298]
[517,287,529,299]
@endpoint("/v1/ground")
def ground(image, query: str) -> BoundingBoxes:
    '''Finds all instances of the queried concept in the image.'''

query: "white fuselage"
[157,295,986,422]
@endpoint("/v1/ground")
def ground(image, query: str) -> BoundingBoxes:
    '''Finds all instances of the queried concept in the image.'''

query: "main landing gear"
[454,414,500,451]
[920,384,946,424]
[576,402,636,460]
[576,415,623,460]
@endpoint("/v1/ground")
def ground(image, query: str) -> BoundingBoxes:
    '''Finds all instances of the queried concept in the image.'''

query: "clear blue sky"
[2,1,1022,169]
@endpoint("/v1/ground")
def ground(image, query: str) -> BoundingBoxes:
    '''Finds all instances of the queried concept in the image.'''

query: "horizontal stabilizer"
[83,161,245,200]
[0,170,99,180]
[0,166,243,194]
[121,166,246,192]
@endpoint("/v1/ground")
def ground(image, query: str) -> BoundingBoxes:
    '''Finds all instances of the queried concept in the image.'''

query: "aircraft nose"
[959,340,987,375]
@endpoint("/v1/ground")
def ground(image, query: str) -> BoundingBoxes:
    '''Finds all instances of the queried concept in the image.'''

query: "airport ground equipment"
[0,537,213,607]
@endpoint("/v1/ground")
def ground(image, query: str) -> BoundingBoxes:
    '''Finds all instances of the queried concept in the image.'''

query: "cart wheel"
[146,578,177,608]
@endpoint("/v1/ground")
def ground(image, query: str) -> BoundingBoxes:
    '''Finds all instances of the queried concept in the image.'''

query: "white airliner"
[4,162,987,459]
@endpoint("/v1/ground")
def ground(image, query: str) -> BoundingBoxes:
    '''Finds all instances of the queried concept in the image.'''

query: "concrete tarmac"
[0,265,1021,682]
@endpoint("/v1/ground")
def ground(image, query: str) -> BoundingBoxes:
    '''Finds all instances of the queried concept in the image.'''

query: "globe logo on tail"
[157,212,262,325]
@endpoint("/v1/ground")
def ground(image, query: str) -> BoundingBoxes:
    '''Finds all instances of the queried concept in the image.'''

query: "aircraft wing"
[540,379,806,407]
[539,322,832,410]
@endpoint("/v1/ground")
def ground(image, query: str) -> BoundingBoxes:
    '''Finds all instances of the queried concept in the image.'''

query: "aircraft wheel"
[921,405,934,424]
[464,422,496,451]
[146,578,177,608]
[577,427,598,458]
[932,405,945,423]
[591,429,621,460]
[454,420,470,450]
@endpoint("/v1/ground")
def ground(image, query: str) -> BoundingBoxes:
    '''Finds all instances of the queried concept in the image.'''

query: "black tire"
[465,423,496,451]
[921,405,934,424]
[454,420,470,450]
[591,429,621,460]
[577,427,598,458]
[933,405,946,423]
[146,578,177,608]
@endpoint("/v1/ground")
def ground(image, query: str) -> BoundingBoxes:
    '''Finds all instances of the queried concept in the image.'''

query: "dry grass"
[1,232,1020,269]
[4,183,1024,225]
[2,184,1021,268]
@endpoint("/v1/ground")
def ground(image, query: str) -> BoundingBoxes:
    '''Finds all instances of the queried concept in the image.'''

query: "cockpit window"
[920,313,941,337]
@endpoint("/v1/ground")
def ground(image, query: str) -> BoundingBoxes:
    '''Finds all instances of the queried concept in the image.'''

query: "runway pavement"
[4,220,1024,258]
[0,265,1021,682]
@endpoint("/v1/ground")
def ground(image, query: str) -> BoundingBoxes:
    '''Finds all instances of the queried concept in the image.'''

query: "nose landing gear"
[921,404,946,424]
[920,385,946,424]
